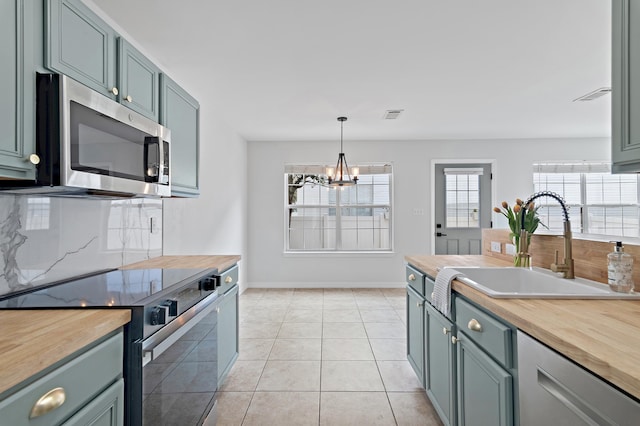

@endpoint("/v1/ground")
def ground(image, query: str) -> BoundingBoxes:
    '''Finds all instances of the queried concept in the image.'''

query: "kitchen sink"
[444,266,640,299]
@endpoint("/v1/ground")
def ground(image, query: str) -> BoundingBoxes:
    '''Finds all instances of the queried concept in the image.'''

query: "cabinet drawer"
[455,297,513,368]
[218,265,238,295]
[406,265,425,296]
[0,332,123,426]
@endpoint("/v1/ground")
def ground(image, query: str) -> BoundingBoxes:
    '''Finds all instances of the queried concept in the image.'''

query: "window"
[285,164,392,252]
[445,168,482,228]
[533,163,639,237]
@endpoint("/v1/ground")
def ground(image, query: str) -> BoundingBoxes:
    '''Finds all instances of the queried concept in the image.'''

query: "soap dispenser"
[607,241,634,293]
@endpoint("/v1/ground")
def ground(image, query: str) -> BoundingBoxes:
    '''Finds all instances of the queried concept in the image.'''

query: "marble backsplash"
[0,193,162,297]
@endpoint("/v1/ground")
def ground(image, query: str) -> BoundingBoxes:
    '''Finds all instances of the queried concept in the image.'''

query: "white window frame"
[533,162,640,238]
[284,164,394,254]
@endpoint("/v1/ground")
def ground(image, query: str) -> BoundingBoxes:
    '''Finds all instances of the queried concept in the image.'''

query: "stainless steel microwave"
[1,73,171,197]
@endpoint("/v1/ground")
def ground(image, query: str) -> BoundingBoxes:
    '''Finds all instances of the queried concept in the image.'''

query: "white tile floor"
[215,288,443,425]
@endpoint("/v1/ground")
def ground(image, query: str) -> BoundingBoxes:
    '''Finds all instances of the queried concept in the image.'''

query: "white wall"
[247,138,609,288]
[162,81,248,293]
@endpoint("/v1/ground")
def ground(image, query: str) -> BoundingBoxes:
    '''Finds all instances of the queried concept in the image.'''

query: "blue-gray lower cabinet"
[457,332,513,426]
[406,286,425,386]
[0,0,37,179]
[425,302,456,426]
[0,331,124,426]
[218,284,239,384]
[160,74,200,197]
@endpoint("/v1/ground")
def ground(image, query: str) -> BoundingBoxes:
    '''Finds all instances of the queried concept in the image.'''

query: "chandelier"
[327,117,358,187]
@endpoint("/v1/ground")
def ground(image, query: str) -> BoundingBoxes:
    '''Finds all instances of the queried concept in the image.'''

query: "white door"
[434,163,492,255]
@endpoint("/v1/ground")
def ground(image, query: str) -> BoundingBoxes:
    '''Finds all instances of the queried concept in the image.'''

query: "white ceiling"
[90,0,612,142]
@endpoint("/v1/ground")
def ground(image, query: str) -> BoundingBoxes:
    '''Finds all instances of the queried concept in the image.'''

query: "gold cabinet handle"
[125,95,133,102]
[224,276,233,284]
[451,336,459,345]
[408,273,416,281]
[467,318,483,332]
[442,327,450,335]
[26,153,40,165]
[111,87,119,96]
[30,387,66,418]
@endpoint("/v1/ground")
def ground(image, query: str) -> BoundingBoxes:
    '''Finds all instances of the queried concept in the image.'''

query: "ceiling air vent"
[573,87,611,102]
[383,109,404,119]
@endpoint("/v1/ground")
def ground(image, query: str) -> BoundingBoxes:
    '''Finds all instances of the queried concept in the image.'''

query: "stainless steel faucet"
[520,191,575,279]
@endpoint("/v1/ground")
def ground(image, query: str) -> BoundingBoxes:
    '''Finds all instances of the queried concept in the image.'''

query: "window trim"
[533,162,640,238]
[284,163,394,254]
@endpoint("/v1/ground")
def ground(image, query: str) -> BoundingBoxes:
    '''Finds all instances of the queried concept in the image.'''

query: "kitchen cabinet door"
[160,74,200,197]
[118,38,160,121]
[218,284,239,384]
[426,302,456,426]
[63,379,124,426]
[456,333,513,426]
[0,0,37,179]
[406,286,425,386]
[45,0,118,100]
[612,0,640,173]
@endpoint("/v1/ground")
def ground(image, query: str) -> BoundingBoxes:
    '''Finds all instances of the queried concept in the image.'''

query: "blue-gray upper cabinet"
[0,0,38,179]
[612,0,640,173]
[45,0,118,100]
[118,38,160,121]
[45,0,160,121]
[160,74,200,197]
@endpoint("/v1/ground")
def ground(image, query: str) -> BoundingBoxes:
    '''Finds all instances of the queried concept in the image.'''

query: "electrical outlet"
[490,241,501,253]
[150,216,159,234]
[505,243,517,255]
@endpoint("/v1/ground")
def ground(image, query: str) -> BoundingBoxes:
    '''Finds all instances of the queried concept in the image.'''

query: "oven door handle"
[141,291,220,365]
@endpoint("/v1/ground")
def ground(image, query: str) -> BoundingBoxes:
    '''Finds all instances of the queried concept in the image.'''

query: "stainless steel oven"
[0,267,223,426]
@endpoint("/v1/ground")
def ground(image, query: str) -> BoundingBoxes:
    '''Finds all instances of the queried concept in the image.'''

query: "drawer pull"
[468,318,483,332]
[451,336,459,345]
[224,276,233,284]
[125,95,133,102]
[442,327,450,335]
[30,387,66,418]
[417,301,424,307]
[111,87,119,96]
[408,273,416,281]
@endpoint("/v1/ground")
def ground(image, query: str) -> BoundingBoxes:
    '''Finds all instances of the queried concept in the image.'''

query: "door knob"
[436,232,448,237]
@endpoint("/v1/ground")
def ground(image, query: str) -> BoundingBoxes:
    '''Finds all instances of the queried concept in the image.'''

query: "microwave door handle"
[158,139,168,185]
[144,137,159,182]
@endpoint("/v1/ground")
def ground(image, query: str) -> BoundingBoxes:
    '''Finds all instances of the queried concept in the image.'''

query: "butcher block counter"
[0,309,130,395]
[120,254,240,272]
[405,254,640,400]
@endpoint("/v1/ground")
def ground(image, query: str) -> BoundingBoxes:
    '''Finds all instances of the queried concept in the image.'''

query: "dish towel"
[433,268,465,316]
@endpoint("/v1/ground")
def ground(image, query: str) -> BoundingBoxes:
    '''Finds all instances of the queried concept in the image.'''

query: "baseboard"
[244,281,406,290]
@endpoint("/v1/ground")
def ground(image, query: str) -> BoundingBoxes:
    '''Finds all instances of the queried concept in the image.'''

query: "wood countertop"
[405,254,640,400]
[0,309,130,395]
[121,255,241,272]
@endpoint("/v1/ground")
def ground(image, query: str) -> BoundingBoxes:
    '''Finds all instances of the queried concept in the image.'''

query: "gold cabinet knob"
[125,95,133,102]
[408,274,416,281]
[224,276,233,284]
[30,387,66,418]
[26,153,40,165]
[111,87,119,96]
[467,318,483,332]
[451,336,459,345]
